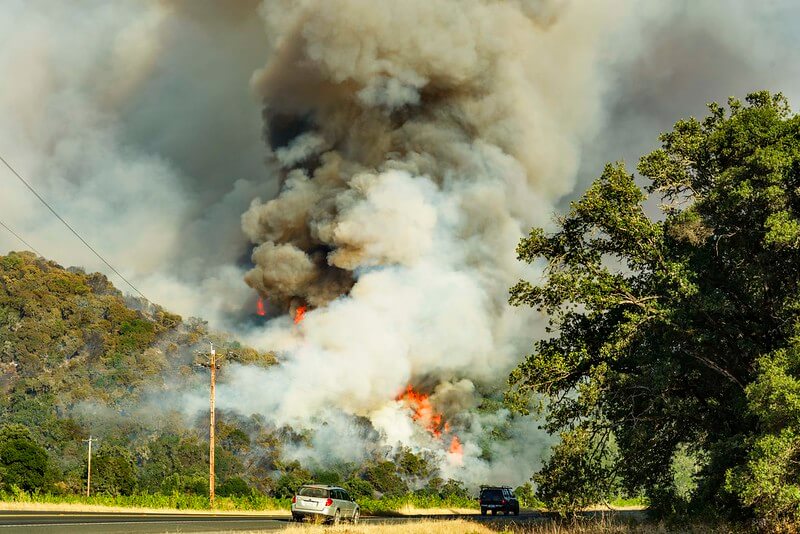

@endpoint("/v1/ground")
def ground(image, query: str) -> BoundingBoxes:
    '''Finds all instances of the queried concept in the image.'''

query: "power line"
[0,154,150,302]
[0,218,43,257]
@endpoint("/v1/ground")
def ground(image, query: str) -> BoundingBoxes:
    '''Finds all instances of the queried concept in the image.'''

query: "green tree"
[509,92,800,520]
[139,434,210,494]
[273,461,312,498]
[394,447,434,480]
[438,479,470,500]
[343,476,375,500]
[364,461,408,497]
[0,424,50,492]
[725,343,800,522]
[217,476,253,497]
[91,444,137,496]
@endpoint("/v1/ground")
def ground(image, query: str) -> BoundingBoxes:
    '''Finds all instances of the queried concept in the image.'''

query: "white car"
[291,484,360,524]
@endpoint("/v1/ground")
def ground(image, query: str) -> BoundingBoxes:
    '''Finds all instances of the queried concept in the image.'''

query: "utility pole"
[82,436,97,497]
[198,343,221,508]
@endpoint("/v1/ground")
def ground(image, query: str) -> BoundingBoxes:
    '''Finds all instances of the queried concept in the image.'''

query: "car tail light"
[291,495,296,504]
[501,499,507,504]
[325,498,333,507]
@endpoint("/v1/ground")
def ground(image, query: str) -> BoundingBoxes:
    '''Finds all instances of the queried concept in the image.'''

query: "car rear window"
[298,487,329,498]
[481,489,503,499]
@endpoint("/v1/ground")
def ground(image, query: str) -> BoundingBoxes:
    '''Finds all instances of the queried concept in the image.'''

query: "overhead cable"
[0,218,43,257]
[0,154,150,302]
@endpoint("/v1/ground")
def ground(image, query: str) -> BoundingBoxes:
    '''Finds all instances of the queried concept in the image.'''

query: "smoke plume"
[2,0,800,487]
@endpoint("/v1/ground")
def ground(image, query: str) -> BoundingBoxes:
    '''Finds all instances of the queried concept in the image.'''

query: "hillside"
[0,251,277,495]
[0,251,479,509]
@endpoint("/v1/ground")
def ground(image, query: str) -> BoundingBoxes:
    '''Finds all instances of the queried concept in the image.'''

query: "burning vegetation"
[396,385,464,465]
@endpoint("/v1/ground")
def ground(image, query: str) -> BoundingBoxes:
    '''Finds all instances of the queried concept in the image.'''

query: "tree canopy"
[0,424,51,492]
[509,91,800,522]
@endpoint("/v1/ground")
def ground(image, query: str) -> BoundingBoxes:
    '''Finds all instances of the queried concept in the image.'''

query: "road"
[0,509,646,533]
[0,510,540,533]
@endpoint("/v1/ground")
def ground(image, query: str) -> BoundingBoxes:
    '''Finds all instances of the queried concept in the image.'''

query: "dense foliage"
[509,92,800,523]
[0,424,51,492]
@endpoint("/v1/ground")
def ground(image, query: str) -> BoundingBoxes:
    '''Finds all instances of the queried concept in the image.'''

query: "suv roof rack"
[479,485,512,489]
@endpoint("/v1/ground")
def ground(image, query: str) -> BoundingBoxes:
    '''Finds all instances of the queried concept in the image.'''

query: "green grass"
[608,496,649,508]
[0,488,290,511]
[0,489,479,515]
[1,489,645,515]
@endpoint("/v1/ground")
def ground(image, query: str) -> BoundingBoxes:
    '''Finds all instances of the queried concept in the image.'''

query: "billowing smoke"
[226,0,624,481]
[2,0,800,487]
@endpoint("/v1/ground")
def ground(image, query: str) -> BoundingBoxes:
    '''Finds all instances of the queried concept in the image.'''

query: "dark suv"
[479,486,519,515]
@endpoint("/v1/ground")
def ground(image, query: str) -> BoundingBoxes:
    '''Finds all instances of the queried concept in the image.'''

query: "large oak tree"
[509,92,800,521]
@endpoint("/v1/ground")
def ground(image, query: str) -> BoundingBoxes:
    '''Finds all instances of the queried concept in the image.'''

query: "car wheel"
[292,514,301,522]
[352,508,360,524]
[332,509,341,525]
[480,507,487,516]
[491,509,496,515]
[513,505,520,516]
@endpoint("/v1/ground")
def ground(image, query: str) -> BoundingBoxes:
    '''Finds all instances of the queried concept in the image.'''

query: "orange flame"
[256,297,266,316]
[449,436,463,455]
[448,436,464,465]
[294,305,307,324]
[396,385,446,438]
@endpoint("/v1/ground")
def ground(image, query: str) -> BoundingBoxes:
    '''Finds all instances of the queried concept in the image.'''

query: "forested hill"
[0,251,279,494]
[0,250,274,404]
[0,250,183,407]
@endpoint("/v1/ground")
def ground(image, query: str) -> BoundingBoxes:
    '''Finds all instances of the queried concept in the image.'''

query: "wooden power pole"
[82,436,97,497]
[199,343,221,507]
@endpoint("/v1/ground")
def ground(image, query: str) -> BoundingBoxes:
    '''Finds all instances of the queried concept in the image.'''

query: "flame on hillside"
[397,384,452,438]
[256,297,266,316]
[448,436,464,465]
[294,305,307,324]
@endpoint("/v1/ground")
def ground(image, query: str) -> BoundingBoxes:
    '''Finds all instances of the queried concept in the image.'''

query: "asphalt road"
[0,511,289,533]
[0,509,646,533]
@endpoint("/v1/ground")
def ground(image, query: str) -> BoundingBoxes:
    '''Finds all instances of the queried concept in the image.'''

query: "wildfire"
[396,385,465,464]
[448,436,464,465]
[396,385,446,438]
[256,297,266,316]
[294,305,307,324]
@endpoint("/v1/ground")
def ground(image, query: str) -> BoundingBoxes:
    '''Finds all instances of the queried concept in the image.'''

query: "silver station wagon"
[291,484,360,524]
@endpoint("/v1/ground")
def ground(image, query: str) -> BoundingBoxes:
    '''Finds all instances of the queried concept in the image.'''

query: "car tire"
[292,514,302,522]
[331,509,341,525]
[513,505,520,516]
[491,509,496,515]
[480,507,487,516]
[352,508,360,524]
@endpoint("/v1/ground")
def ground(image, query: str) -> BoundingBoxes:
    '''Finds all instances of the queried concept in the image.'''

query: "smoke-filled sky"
[2,0,799,486]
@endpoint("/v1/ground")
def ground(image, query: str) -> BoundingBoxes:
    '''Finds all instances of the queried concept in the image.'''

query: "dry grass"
[278,519,494,534]
[0,500,290,515]
[393,505,477,515]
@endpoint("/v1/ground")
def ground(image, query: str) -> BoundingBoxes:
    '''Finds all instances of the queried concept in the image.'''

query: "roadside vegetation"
[510,91,800,529]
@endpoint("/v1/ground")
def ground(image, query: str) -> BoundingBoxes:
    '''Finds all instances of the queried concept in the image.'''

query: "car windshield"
[298,487,329,498]
[481,489,503,499]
